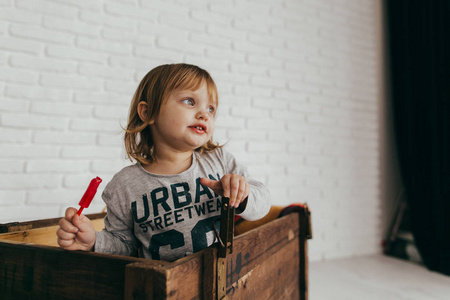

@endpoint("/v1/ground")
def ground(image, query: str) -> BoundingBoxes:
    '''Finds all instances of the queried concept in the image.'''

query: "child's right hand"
[57,207,96,251]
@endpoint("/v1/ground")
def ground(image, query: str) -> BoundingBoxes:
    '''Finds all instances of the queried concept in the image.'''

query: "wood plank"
[161,251,206,300]
[300,237,309,300]
[234,206,285,236]
[0,213,106,233]
[124,262,167,300]
[227,237,300,299]
[227,214,300,285]
[299,207,311,300]
[150,213,302,299]
[137,210,306,299]
[0,219,105,246]
[0,239,156,300]
[225,213,301,299]
[144,248,218,300]
[202,247,217,300]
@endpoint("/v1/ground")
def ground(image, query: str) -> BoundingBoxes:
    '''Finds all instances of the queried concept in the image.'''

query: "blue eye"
[182,98,194,106]
[207,106,215,113]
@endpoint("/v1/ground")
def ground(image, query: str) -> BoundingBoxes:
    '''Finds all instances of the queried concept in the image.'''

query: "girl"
[57,63,270,261]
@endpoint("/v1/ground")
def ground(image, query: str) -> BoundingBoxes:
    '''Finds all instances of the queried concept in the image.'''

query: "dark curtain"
[386,0,450,275]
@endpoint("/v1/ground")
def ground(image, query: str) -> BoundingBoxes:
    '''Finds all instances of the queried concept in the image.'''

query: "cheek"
[165,112,185,126]
[208,122,215,135]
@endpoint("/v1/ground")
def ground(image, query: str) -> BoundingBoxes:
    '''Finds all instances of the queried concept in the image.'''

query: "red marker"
[77,177,102,216]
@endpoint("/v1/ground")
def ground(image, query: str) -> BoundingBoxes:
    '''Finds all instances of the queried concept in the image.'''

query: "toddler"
[57,63,270,261]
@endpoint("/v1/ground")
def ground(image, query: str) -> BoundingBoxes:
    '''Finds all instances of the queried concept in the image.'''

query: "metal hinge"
[213,197,235,300]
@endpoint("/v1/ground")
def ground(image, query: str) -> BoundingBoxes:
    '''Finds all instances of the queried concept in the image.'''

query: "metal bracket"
[214,197,235,300]
[303,204,312,239]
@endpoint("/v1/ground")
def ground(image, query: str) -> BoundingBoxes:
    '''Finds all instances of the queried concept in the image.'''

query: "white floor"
[309,254,450,300]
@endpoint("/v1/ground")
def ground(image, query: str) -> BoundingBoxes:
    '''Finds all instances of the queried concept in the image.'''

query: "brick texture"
[0,0,387,261]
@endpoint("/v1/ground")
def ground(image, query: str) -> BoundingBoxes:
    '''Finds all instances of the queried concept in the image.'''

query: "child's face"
[150,81,216,153]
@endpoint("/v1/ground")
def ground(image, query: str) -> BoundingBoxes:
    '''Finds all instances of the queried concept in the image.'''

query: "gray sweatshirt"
[94,148,270,261]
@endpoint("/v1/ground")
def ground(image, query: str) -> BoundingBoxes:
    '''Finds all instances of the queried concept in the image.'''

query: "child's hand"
[57,207,96,251]
[200,174,249,208]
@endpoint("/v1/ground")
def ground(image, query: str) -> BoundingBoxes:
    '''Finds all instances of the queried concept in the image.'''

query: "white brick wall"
[0,0,391,261]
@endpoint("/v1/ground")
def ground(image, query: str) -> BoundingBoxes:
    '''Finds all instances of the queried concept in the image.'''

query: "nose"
[195,108,209,120]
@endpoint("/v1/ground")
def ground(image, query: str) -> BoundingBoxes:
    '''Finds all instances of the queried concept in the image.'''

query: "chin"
[192,141,209,150]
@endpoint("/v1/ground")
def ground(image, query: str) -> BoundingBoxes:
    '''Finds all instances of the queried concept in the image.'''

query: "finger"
[229,176,240,207]
[200,178,221,189]
[71,214,92,233]
[244,183,250,201]
[221,175,231,199]
[65,207,78,221]
[200,177,224,195]
[56,227,76,240]
[58,238,75,249]
[235,178,247,207]
[59,217,78,234]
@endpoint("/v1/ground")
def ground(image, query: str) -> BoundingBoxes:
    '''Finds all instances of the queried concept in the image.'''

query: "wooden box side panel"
[0,240,155,300]
[155,213,302,300]
[227,213,301,299]
[1,210,309,300]
[155,248,216,300]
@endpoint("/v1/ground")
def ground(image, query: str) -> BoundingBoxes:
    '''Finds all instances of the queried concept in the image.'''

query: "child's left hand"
[200,174,249,208]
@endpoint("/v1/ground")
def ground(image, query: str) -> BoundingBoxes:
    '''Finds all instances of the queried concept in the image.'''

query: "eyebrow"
[174,89,217,105]
[173,89,196,97]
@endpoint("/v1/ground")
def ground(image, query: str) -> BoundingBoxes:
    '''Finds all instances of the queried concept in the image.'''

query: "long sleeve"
[238,178,271,221]
[94,185,140,256]
[221,149,271,221]
[92,149,271,261]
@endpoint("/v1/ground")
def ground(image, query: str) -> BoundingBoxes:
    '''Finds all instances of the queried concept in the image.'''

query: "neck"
[143,147,194,175]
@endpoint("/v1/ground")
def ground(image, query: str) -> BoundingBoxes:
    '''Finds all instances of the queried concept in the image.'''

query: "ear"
[137,102,155,124]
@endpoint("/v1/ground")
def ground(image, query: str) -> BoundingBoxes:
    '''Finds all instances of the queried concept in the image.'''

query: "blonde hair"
[124,63,221,164]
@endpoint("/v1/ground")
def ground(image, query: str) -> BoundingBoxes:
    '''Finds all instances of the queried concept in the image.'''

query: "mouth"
[189,124,207,134]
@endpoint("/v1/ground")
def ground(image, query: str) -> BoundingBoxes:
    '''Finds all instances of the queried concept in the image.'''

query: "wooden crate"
[0,206,311,300]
